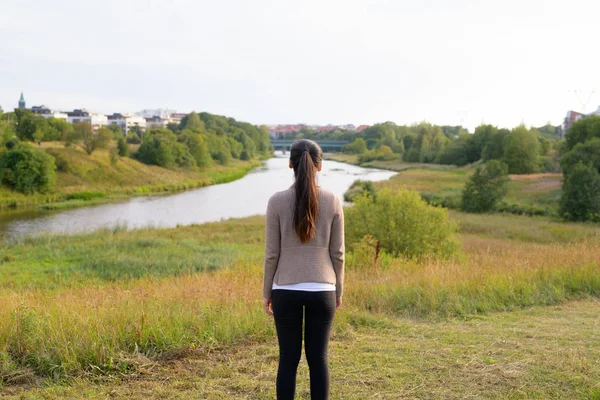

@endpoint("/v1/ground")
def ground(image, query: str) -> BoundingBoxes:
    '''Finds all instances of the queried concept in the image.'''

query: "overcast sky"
[1,0,598,130]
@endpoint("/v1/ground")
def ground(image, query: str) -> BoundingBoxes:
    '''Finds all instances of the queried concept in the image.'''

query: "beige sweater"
[263,186,345,298]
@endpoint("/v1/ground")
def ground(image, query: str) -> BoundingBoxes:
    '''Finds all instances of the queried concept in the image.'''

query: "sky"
[1,0,599,131]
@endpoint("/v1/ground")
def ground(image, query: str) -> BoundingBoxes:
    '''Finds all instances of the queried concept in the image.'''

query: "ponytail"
[290,140,323,243]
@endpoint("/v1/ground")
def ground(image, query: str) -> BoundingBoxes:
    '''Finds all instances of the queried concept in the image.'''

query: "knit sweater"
[263,185,345,298]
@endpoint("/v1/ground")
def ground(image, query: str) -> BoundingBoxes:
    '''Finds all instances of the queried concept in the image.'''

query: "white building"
[137,108,176,119]
[67,109,108,130]
[107,113,147,135]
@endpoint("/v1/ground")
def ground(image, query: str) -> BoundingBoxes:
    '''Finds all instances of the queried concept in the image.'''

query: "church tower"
[18,92,26,110]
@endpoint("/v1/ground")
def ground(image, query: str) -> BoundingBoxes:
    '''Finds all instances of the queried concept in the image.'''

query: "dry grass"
[2,300,599,399]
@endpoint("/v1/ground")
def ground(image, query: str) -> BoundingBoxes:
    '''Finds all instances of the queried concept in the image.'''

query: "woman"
[263,139,345,400]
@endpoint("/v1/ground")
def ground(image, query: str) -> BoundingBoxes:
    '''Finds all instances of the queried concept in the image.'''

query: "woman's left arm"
[263,196,281,302]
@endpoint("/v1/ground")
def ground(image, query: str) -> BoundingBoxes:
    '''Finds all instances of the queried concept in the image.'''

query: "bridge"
[270,139,349,153]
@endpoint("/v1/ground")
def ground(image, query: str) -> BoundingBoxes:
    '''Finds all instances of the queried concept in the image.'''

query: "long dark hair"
[290,139,323,243]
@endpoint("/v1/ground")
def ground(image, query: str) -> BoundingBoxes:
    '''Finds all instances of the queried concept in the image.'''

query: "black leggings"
[272,289,336,400]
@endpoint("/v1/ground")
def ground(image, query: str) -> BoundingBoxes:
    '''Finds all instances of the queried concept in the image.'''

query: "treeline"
[341,122,559,173]
[0,109,272,194]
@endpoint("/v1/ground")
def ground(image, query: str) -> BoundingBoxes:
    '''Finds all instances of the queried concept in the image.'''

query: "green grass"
[326,153,564,215]
[0,212,598,387]
[0,144,263,211]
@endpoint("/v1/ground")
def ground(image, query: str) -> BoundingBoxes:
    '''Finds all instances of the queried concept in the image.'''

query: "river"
[0,154,396,240]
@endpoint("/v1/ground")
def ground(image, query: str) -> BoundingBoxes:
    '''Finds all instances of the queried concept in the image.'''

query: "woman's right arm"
[263,196,280,301]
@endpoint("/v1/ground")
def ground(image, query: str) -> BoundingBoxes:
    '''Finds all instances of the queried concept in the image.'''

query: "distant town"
[6,92,371,139]
[5,91,600,139]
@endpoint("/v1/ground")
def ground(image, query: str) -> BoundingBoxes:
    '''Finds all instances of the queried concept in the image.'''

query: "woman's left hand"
[263,298,273,316]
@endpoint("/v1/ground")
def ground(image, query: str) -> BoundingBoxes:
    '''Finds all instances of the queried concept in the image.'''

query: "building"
[170,113,189,122]
[107,113,147,135]
[562,107,600,134]
[18,92,26,110]
[145,116,172,129]
[138,109,176,119]
[30,105,68,120]
[67,109,108,130]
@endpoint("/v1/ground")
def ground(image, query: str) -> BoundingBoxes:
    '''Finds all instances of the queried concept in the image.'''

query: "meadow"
[1,209,599,398]
[0,143,262,211]
[327,153,563,215]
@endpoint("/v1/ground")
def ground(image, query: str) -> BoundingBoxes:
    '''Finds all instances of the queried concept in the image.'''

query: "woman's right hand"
[336,296,342,310]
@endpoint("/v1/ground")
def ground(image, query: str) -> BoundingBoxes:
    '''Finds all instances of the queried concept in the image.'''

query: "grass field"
[326,154,563,215]
[1,209,599,398]
[0,143,263,210]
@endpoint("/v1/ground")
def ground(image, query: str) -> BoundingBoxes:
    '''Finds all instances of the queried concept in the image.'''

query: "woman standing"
[263,139,345,400]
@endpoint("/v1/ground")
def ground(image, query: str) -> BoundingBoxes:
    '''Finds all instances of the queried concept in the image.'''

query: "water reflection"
[0,154,396,239]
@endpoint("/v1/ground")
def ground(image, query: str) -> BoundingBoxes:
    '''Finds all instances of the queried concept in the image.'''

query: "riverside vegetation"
[1,190,600,398]
[0,110,271,210]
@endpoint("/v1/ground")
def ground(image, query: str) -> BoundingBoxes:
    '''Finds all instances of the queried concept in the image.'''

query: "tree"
[345,188,458,259]
[181,112,205,132]
[13,109,46,142]
[343,138,368,154]
[107,124,123,139]
[0,143,56,194]
[559,162,600,222]
[502,126,540,174]
[560,138,600,176]
[466,124,497,163]
[178,131,212,168]
[482,129,508,161]
[460,160,509,213]
[564,115,600,152]
[68,122,111,155]
[45,118,73,142]
[135,129,195,169]
[117,136,129,157]
[438,135,470,166]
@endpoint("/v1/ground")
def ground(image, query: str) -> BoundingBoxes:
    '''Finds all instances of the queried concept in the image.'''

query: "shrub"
[345,188,458,259]
[343,138,368,154]
[117,137,129,157]
[0,144,56,194]
[44,149,72,172]
[461,160,509,213]
[344,180,377,202]
[559,162,600,222]
[110,147,119,165]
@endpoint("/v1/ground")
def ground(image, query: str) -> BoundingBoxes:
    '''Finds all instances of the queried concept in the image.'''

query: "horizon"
[1,0,599,131]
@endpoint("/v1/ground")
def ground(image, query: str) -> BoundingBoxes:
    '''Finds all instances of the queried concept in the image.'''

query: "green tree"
[181,112,206,132]
[13,109,46,142]
[482,129,509,161]
[559,162,600,222]
[117,136,129,157]
[45,118,73,142]
[343,138,368,154]
[466,124,498,163]
[135,129,195,169]
[345,188,458,258]
[460,160,509,213]
[68,122,111,155]
[178,131,212,168]
[560,138,600,176]
[107,124,124,139]
[438,135,470,166]
[564,115,600,152]
[502,126,540,174]
[0,143,56,194]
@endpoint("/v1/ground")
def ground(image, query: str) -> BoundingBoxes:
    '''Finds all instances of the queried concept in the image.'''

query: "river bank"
[0,143,264,212]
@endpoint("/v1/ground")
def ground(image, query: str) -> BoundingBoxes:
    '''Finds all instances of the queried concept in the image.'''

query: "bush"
[343,138,368,154]
[344,180,377,202]
[559,162,600,222]
[117,137,129,157]
[44,149,72,172]
[0,144,56,194]
[461,160,509,213]
[345,188,458,259]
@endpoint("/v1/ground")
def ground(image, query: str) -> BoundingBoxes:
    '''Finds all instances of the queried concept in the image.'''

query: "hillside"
[0,142,262,210]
